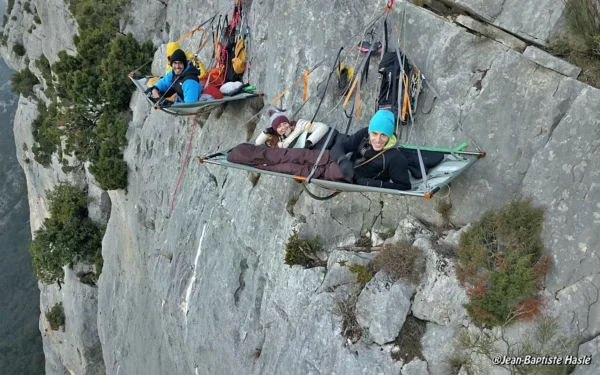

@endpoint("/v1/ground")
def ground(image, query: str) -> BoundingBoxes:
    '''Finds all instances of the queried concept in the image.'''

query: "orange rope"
[343,75,359,107]
[192,29,210,54]
[302,69,311,102]
[176,27,204,44]
[401,73,409,121]
[270,68,313,105]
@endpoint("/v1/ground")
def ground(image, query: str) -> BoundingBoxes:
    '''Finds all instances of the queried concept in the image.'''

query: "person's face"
[172,61,185,75]
[276,122,291,135]
[369,131,389,151]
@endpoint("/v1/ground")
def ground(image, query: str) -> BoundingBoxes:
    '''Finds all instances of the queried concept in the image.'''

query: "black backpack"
[377,50,417,125]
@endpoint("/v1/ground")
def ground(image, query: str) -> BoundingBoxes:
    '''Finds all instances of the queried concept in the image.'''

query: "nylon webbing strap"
[306,127,336,183]
[350,14,388,120]
[306,48,344,182]
[390,11,429,188]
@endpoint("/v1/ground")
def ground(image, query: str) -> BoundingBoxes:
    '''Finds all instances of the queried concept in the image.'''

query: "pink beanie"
[268,110,290,131]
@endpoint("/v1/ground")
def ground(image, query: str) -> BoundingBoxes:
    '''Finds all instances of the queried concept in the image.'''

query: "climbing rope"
[171,116,198,212]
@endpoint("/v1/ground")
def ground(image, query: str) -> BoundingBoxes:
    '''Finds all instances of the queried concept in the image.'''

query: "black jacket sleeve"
[330,127,369,163]
[356,152,411,190]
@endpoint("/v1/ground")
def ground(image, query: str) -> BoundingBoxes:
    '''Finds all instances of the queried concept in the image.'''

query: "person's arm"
[330,127,368,182]
[305,121,329,147]
[281,121,306,148]
[152,71,173,96]
[330,127,368,163]
[255,132,268,145]
[181,80,202,103]
[356,152,411,190]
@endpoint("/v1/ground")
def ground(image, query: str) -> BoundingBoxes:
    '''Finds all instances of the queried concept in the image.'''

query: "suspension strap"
[128,58,153,79]
[302,69,313,102]
[390,13,429,188]
[306,48,344,183]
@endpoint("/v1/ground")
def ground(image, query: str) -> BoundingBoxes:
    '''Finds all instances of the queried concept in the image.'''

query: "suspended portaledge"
[130,76,262,116]
[197,0,486,201]
[199,143,485,200]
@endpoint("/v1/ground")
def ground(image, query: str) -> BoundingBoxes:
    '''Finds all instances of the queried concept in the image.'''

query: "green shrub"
[87,112,129,190]
[2,15,8,27]
[547,0,600,87]
[98,33,153,111]
[456,197,550,327]
[35,56,53,84]
[94,249,103,279]
[12,43,26,56]
[29,183,103,283]
[23,1,31,13]
[284,230,325,268]
[31,102,61,166]
[89,150,128,190]
[348,263,374,284]
[46,0,153,186]
[10,67,39,98]
[46,182,89,224]
[45,303,65,331]
[34,13,41,24]
[7,0,15,15]
[372,242,424,284]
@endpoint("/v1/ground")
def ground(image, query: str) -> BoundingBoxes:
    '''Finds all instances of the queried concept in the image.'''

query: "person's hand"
[304,140,313,149]
[152,89,160,99]
[338,158,355,182]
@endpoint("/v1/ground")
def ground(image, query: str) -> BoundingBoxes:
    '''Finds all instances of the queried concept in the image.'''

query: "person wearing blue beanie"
[368,109,396,152]
[330,110,411,190]
[368,109,395,138]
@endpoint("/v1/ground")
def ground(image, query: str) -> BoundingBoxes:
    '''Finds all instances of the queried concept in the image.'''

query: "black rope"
[302,184,340,201]
[308,47,344,125]
[344,104,355,135]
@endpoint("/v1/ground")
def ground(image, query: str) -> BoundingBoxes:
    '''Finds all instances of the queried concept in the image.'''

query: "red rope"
[171,118,197,212]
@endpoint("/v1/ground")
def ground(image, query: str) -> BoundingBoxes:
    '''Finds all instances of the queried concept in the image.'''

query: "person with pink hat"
[254,110,336,150]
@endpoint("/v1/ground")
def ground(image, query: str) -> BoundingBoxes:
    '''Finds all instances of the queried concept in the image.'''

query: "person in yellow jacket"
[166,42,196,74]
[147,42,207,95]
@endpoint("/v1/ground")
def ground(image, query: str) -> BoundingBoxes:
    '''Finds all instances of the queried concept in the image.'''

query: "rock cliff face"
[4,0,600,374]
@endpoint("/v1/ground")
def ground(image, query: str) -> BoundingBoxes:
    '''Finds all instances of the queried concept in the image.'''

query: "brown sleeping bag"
[227,144,349,182]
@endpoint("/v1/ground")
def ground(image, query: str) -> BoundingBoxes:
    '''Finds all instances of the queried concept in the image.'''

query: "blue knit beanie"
[368,110,395,138]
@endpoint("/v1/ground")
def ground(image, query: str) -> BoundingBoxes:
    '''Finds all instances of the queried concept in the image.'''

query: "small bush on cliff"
[372,241,424,284]
[94,249,104,279]
[29,183,104,283]
[348,263,374,284]
[12,43,26,56]
[333,292,363,344]
[10,67,39,98]
[45,303,65,331]
[31,101,61,166]
[87,112,129,190]
[284,230,326,268]
[35,56,56,99]
[456,197,551,327]
[6,0,15,15]
[547,0,600,87]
